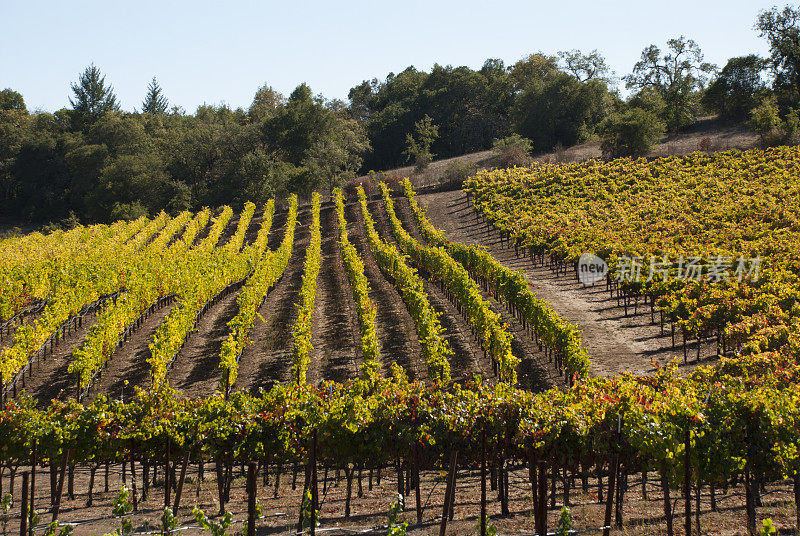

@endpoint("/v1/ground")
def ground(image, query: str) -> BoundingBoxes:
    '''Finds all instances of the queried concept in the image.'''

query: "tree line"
[1,4,799,225]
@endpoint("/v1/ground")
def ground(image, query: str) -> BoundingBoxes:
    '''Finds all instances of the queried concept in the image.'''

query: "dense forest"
[2,4,799,225]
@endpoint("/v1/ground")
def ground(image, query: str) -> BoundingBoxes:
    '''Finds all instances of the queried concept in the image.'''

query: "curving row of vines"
[402,178,590,382]
[333,188,381,379]
[357,186,452,386]
[220,197,297,392]
[379,182,518,383]
[464,147,800,368]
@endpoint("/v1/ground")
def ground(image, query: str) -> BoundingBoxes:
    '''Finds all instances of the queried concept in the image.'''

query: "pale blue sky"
[0,0,780,113]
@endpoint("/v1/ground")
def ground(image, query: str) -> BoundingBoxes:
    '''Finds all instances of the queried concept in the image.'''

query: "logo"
[578,253,608,285]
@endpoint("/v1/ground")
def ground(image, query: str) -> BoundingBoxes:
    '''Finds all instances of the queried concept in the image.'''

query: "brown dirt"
[370,150,496,189]
[344,201,426,381]
[306,203,361,385]
[14,219,191,406]
[416,190,719,378]
[16,315,96,406]
[243,206,270,246]
[532,116,759,164]
[89,211,255,400]
[393,195,559,392]
[168,205,294,397]
[166,290,242,399]
[191,212,213,246]
[265,208,289,251]
[190,207,239,250]
[233,206,311,394]
[86,300,177,402]
[0,193,795,536]
[2,459,795,536]
[368,199,494,383]
[218,214,245,248]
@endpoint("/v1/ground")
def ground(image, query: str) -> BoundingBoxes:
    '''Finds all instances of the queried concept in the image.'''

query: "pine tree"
[142,77,169,115]
[69,64,119,128]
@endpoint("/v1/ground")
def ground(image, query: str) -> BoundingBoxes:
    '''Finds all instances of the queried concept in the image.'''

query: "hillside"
[372,116,759,188]
[3,136,799,536]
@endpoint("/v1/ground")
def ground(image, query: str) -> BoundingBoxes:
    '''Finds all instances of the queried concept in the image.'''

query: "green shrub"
[442,160,477,185]
[600,108,664,158]
[760,518,777,535]
[1,493,12,535]
[556,506,573,536]
[496,146,532,168]
[112,486,133,517]
[386,493,407,536]
[750,97,782,146]
[160,507,179,536]
[492,134,533,154]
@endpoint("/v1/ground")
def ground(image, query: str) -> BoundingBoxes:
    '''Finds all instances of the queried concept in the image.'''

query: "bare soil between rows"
[344,201,425,381]
[87,300,177,402]
[18,314,97,406]
[166,289,242,398]
[233,206,311,394]
[392,195,558,391]
[306,202,361,385]
[368,198,495,383]
[416,190,716,378]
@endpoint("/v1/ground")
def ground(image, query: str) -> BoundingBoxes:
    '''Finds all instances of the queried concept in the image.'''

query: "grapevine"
[220,198,297,391]
[379,182,518,383]
[402,178,589,382]
[333,188,380,380]
[357,186,452,386]
[290,193,322,385]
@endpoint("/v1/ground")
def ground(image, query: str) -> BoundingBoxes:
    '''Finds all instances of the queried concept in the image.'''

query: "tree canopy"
[702,55,769,118]
[0,89,26,112]
[625,37,716,130]
[757,5,800,99]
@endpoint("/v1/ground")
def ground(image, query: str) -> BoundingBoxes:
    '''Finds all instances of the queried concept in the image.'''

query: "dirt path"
[167,205,294,397]
[243,206,270,246]
[306,203,361,384]
[394,196,558,390]
[192,213,212,246]
[417,190,693,377]
[18,315,96,406]
[344,201,425,381]
[87,301,177,402]
[166,290,242,398]
[266,208,289,251]
[233,206,310,394]
[368,199,492,382]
